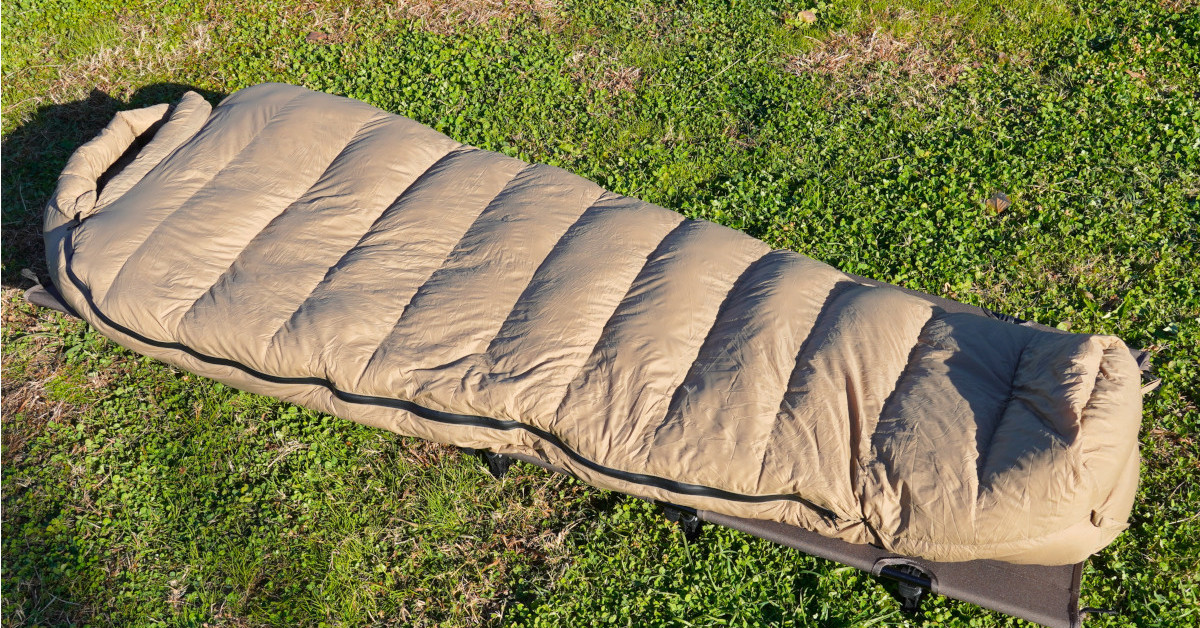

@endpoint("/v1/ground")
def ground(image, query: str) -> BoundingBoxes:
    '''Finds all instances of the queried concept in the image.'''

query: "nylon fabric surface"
[44,83,1144,565]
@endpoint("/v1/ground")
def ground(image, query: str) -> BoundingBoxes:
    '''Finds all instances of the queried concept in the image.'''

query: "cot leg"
[458,447,513,479]
[879,564,931,614]
[658,502,703,542]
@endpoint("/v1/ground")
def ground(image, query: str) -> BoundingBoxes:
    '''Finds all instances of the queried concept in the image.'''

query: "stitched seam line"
[481,186,608,356]
[753,280,866,513]
[172,110,382,336]
[59,226,835,513]
[97,91,307,309]
[353,160,534,388]
[858,308,941,531]
[549,216,691,421]
[642,247,776,468]
[264,142,465,355]
[976,333,1034,494]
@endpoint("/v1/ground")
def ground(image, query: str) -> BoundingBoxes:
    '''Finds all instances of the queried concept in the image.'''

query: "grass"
[2,0,1198,626]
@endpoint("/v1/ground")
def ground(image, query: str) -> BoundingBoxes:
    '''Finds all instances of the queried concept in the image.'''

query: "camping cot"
[31,83,1149,627]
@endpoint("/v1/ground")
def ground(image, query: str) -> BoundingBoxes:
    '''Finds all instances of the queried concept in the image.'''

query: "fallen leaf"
[985,191,1011,213]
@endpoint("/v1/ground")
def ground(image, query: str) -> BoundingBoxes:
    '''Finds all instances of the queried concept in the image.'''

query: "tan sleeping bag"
[44,83,1143,565]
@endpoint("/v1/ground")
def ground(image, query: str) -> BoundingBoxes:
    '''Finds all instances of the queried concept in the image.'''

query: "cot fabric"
[44,83,1142,565]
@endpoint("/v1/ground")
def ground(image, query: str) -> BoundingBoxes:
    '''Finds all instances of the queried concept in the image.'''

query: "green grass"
[2,0,1198,626]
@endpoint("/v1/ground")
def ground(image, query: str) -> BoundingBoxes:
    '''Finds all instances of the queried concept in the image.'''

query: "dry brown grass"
[565,45,643,95]
[785,28,967,106]
[0,294,90,483]
[386,0,560,35]
[1158,0,1200,11]
[3,13,213,124]
[0,289,95,625]
[301,4,358,45]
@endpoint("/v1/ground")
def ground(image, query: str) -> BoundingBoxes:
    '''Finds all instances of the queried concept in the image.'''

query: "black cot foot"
[459,447,514,479]
[659,502,703,542]
[878,563,933,615]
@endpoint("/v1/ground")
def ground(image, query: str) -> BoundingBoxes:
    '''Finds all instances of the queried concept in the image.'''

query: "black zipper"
[60,224,839,520]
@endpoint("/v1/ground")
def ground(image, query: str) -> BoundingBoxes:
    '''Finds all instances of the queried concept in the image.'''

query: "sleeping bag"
[43,83,1143,566]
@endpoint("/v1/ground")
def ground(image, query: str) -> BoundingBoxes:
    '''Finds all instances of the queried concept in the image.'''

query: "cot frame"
[25,277,1144,628]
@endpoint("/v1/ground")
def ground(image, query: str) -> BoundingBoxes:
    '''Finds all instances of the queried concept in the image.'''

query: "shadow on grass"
[0,82,223,625]
[1,83,225,289]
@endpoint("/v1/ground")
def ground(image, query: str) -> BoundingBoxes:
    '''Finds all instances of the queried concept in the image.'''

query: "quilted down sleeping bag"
[44,83,1142,566]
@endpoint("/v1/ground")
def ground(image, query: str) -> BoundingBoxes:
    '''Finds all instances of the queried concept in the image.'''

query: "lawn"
[2,0,1198,626]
